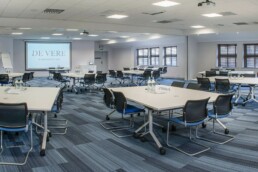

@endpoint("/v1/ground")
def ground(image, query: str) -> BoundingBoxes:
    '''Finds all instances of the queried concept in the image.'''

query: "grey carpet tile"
[1,77,258,172]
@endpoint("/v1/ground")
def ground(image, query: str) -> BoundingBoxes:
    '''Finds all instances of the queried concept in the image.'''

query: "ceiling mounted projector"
[198,0,216,7]
[80,30,89,35]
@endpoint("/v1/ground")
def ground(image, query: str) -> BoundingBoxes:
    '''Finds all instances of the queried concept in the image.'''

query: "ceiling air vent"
[142,11,166,16]
[233,22,248,25]
[154,19,182,24]
[219,12,237,16]
[43,8,65,14]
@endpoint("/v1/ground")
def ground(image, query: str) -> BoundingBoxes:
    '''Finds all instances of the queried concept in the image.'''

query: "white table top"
[206,76,258,85]
[62,72,95,78]
[0,73,23,78]
[199,70,254,75]
[0,87,60,111]
[111,86,220,111]
[122,70,144,75]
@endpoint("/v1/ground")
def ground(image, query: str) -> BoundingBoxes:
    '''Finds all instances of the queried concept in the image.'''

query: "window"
[217,44,237,68]
[137,48,149,66]
[164,46,177,66]
[244,44,258,68]
[150,47,159,65]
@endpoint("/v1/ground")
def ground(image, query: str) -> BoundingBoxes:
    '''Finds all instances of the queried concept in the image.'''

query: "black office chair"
[210,68,219,72]
[100,88,117,129]
[198,94,234,144]
[218,71,228,76]
[48,87,68,135]
[0,74,9,86]
[205,71,216,77]
[54,73,70,87]
[116,70,130,85]
[95,73,107,89]
[167,98,210,156]
[171,81,185,88]
[81,74,96,91]
[0,103,33,165]
[137,70,151,85]
[152,70,160,81]
[215,78,235,93]
[88,70,94,73]
[161,67,167,75]
[22,73,31,86]
[123,67,130,71]
[110,91,145,137]
[109,70,119,85]
[186,83,201,90]
[197,77,212,91]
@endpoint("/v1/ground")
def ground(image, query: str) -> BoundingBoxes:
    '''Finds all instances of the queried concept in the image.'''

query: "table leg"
[40,111,48,156]
[134,109,166,155]
[243,85,258,104]
[234,84,242,104]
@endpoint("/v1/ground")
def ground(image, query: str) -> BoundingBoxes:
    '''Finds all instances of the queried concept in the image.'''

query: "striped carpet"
[0,77,258,172]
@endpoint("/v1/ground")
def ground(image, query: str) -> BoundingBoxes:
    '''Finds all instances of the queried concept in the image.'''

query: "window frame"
[217,44,237,68]
[163,46,177,66]
[137,48,149,66]
[243,44,258,68]
[150,47,159,66]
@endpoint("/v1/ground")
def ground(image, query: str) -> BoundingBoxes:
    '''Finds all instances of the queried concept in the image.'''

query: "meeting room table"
[0,86,60,156]
[111,86,220,155]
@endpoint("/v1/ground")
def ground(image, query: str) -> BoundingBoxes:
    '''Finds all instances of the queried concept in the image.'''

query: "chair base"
[197,119,234,144]
[166,122,210,156]
[0,125,33,166]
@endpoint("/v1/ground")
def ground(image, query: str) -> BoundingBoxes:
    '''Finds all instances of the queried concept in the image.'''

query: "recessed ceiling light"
[88,34,99,37]
[11,32,23,35]
[107,40,117,44]
[152,1,180,7]
[101,39,110,41]
[120,36,130,38]
[150,35,161,39]
[126,38,136,42]
[202,13,222,17]
[108,31,118,33]
[18,27,31,30]
[66,28,79,31]
[73,37,82,40]
[191,25,205,29]
[107,14,128,19]
[41,37,50,39]
[52,33,63,36]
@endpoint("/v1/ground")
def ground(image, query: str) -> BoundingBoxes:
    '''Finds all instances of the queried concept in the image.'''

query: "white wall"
[12,40,95,76]
[0,38,13,72]
[105,36,188,79]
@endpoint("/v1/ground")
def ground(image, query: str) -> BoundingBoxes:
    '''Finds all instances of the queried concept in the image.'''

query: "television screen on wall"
[25,42,71,70]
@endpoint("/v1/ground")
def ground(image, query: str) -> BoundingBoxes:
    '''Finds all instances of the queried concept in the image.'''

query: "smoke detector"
[80,30,89,35]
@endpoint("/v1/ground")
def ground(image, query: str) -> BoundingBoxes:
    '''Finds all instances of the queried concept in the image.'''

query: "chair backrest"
[0,74,9,84]
[53,72,59,81]
[88,70,94,73]
[186,83,201,90]
[162,67,167,74]
[171,81,185,88]
[123,67,130,71]
[29,72,34,80]
[109,70,116,77]
[56,87,65,112]
[183,98,209,123]
[84,74,95,84]
[205,71,216,77]
[215,78,230,92]
[133,68,137,70]
[96,73,107,83]
[116,70,124,78]
[242,74,256,78]
[0,103,28,128]
[213,94,234,115]
[197,77,211,91]
[219,71,228,76]
[112,91,127,112]
[142,70,152,79]
[22,73,31,82]
[103,88,113,108]
[152,70,160,79]
[210,68,219,71]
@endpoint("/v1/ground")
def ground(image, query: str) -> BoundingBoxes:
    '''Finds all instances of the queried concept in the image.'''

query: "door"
[95,51,108,73]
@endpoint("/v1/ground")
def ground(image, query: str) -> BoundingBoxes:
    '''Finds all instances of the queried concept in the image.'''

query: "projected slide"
[26,42,71,70]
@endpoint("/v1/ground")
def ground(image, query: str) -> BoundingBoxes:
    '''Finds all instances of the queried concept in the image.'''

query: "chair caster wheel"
[202,123,207,128]
[225,129,229,134]
[76,92,78,94]
[40,150,45,156]
[137,113,140,116]
[106,116,110,120]
[159,147,166,155]
[140,137,147,142]
[162,127,166,133]
[54,114,57,118]
[133,132,141,139]
[171,125,176,131]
